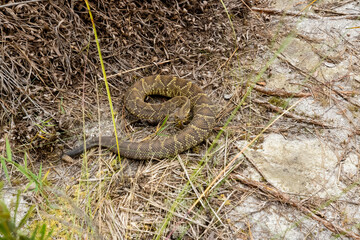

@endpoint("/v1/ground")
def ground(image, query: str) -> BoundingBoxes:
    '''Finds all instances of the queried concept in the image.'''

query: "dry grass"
[1,0,360,239]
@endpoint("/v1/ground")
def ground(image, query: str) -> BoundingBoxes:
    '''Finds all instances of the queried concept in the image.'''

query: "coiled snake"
[63,75,216,160]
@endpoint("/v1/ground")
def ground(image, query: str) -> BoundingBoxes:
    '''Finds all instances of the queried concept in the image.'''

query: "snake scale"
[63,75,216,160]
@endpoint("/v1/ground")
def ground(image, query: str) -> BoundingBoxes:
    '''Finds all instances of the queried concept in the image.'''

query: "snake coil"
[63,75,216,160]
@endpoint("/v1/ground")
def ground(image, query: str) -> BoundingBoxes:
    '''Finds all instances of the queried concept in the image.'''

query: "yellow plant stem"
[83,0,121,164]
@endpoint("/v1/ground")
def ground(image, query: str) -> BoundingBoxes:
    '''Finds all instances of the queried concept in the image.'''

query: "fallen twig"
[232,174,360,240]
[253,98,333,128]
[251,7,360,20]
[104,58,179,79]
[278,54,360,108]
[248,83,312,98]
[251,7,319,19]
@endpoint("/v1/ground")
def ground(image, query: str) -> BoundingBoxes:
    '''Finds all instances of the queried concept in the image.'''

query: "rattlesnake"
[63,75,216,160]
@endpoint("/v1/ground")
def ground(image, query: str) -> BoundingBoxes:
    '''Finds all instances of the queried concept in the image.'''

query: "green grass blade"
[38,223,47,240]
[0,201,13,239]
[83,0,122,165]
[44,227,53,240]
[0,156,9,184]
[0,137,11,182]
[5,137,12,162]
[29,224,39,240]
[17,205,35,230]
[23,151,28,169]
[13,191,20,225]
[3,158,43,194]
[37,163,43,191]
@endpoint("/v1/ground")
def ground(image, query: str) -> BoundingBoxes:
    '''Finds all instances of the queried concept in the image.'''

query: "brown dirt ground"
[0,0,300,239]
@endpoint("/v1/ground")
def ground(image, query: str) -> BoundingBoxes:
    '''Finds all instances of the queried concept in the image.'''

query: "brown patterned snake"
[63,75,216,160]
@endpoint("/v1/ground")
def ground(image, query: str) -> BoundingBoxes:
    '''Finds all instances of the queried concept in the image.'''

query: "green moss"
[268,97,288,109]
[347,104,359,113]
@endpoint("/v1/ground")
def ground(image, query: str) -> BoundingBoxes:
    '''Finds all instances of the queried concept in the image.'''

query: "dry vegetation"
[0,0,250,156]
[0,0,253,238]
[1,0,359,239]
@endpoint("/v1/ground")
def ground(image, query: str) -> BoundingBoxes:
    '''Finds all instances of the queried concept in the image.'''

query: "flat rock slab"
[243,134,342,197]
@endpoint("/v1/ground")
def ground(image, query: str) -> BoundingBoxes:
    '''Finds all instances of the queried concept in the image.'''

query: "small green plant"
[156,115,170,136]
[34,118,55,138]
[0,193,53,240]
[269,96,288,109]
[1,137,47,195]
